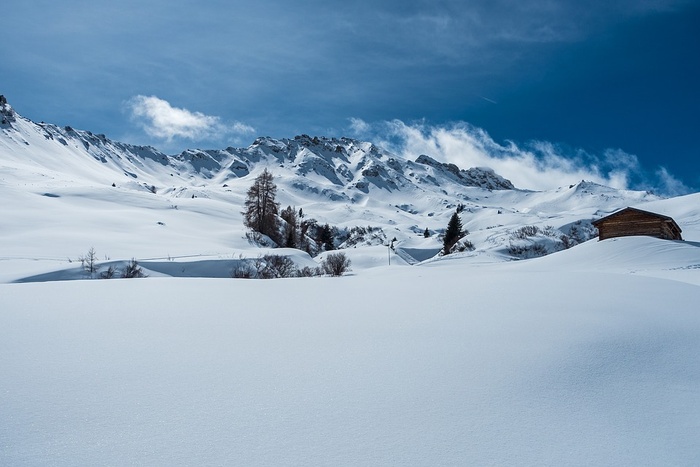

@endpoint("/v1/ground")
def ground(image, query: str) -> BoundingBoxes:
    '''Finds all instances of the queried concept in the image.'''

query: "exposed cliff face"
[414,155,514,190]
[0,95,17,126]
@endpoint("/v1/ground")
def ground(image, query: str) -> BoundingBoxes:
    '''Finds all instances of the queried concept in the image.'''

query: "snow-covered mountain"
[0,96,695,279]
[1,96,513,192]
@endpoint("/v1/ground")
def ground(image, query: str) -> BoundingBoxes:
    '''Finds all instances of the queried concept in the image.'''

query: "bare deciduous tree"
[79,247,99,277]
[260,254,297,279]
[321,252,351,276]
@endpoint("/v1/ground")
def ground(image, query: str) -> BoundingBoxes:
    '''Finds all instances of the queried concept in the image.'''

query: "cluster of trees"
[243,169,338,254]
[241,169,351,277]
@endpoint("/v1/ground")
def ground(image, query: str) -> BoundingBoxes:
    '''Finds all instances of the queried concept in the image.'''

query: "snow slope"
[1,99,700,465]
[1,259,699,466]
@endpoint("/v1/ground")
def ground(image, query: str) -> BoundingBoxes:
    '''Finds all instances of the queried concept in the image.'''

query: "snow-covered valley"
[1,98,699,465]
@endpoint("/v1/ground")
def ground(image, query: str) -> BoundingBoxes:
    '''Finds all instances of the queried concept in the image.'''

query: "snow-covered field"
[2,252,700,465]
[2,102,700,465]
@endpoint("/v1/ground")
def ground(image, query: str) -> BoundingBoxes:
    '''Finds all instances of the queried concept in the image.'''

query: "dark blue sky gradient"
[467,6,699,178]
[1,1,698,191]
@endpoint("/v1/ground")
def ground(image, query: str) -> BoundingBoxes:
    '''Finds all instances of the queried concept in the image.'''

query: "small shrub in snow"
[455,238,475,252]
[511,225,540,240]
[296,266,322,278]
[99,265,117,279]
[259,254,298,279]
[231,262,256,279]
[507,241,550,259]
[122,259,146,278]
[321,252,351,276]
[541,225,558,237]
[530,243,547,256]
[231,255,298,279]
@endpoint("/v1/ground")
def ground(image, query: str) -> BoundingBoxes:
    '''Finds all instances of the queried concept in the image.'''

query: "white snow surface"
[2,265,699,466]
[1,103,700,465]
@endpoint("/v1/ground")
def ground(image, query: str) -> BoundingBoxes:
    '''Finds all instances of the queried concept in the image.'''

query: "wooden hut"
[592,207,682,241]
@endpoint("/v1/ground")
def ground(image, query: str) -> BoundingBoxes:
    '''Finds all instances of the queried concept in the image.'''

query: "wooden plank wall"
[597,211,679,240]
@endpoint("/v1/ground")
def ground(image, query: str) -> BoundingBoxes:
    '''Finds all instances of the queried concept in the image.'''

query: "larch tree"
[243,169,280,241]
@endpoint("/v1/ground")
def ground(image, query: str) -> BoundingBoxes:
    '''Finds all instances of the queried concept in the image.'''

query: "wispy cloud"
[231,121,256,135]
[349,117,371,134]
[654,167,691,197]
[348,118,691,196]
[127,95,254,142]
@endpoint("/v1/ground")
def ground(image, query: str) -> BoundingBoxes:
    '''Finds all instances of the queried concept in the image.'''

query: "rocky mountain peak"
[414,155,514,190]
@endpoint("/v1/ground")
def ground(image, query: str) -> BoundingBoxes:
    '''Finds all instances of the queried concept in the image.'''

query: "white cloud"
[654,167,690,197]
[349,117,370,135]
[349,119,690,196]
[231,121,256,135]
[127,95,254,142]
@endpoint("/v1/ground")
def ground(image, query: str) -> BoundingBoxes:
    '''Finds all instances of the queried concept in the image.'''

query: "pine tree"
[443,212,463,255]
[243,169,280,241]
[424,227,430,238]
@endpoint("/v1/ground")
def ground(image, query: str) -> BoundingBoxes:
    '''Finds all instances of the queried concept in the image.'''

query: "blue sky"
[2,0,698,193]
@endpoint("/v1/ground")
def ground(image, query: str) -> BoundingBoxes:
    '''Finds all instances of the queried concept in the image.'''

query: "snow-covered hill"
[2,97,700,466]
